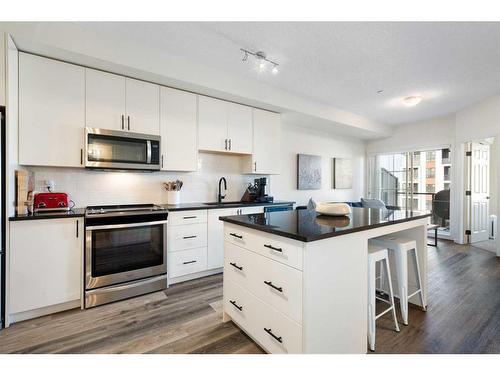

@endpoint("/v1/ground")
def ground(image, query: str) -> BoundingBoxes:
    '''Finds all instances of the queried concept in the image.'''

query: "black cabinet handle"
[225,139,228,150]
[230,300,243,311]
[183,260,197,265]
[230,233,243,239]
[80,149,83,165]
[183,216,197,219]
[76,220,79,238]
[127,115,130,131]
[264,328,282,343]
[183,235,197,239]
[161,155,164,169]
[229,262,243,271]
[229,139,231,150]
[264,280,283,292]
[264,244,283,252]
[121,114,125,129]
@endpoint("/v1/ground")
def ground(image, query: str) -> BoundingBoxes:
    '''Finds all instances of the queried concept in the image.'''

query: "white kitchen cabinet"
[198,95,228,152]
[198,96,253,154]
[160,87,198,171]
[9,218,83,318]
[19,53,85,167]
[244,109,281,175]
[86,69,126,131]
[227,102,253,154]
[207,208,239,270]
[125,78,160,135]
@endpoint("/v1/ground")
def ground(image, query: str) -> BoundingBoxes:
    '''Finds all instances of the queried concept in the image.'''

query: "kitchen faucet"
[218,177,227,203]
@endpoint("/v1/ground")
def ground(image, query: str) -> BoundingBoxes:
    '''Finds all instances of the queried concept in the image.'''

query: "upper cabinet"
[19,53,86,168]
[125,78,160,135]
[86,69,160,135]
[86,69,126,131]
[160,87,198,171]
[198,96,252,154]
[244,109,281,175]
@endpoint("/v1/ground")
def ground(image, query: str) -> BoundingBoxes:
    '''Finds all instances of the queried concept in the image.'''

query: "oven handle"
[147,140,152,164]
[86,220,168,230]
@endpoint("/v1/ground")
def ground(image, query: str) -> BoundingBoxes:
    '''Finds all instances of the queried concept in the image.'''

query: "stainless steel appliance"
[85,128,161,171]
[85,204,168,308]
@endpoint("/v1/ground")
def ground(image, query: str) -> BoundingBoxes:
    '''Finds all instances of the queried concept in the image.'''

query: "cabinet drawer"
[224,279,302,354]
[224,242,254,291]
[224,224,303,270]
[168,223,207,251]
[225,242,302,323]
[168,247,207,278]
[169,210,207,226]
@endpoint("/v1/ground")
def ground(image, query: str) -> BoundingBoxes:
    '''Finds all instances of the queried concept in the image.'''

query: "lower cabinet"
[207,208,239,270]
[9,218,83,320]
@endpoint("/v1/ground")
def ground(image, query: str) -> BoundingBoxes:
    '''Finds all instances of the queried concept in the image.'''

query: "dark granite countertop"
[219,207,431,242]
[162,200,295,212]
[9,208,86,221]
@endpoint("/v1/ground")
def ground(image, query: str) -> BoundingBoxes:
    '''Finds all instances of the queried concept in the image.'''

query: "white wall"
[270,124,366,206]
[24,125,366,209]
[455,96,500,143]
[366,114,455,155]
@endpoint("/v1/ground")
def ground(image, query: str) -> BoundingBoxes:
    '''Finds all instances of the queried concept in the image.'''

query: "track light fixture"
[240,48,279,75]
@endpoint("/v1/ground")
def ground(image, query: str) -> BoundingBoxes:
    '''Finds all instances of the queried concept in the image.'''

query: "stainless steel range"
[84,204,168,308]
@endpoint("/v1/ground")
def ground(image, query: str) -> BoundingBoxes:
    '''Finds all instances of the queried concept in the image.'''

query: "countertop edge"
[220,213,432,242]
[164,201,295,212]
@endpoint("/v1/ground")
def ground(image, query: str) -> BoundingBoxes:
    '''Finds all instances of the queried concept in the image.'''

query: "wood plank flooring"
[0,240,498,354]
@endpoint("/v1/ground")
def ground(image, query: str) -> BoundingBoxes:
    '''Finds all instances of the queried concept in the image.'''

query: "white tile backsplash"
[28,153,263,208]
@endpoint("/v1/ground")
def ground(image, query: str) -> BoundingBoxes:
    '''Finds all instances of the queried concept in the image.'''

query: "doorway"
[465,139,497,253]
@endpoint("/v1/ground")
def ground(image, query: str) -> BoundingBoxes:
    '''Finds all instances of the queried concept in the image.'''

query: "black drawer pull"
[183,216,197,219]
[230,300,243,311]
[230,233,243,239]
[183,235,197,239]
[264,328,282,343]
[183,260,197,265]
[229,262,243,271]
[264,280,283,292]
[264,244,282,252]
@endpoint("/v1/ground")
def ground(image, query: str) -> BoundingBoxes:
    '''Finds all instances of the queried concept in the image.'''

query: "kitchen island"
[220,208,431,354]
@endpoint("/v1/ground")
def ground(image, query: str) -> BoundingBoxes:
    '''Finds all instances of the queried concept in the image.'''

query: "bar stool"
[370,236,426,325]
[367,243,400,352]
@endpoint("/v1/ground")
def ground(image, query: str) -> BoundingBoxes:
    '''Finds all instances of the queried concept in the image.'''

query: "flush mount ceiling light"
[403,95,423,107]
[241,48,279,75]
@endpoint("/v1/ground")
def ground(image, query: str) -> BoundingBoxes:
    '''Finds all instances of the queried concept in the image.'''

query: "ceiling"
[3,22,500,127]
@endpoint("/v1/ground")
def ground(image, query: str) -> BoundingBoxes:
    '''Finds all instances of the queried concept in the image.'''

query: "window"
[426,184,435,193]
[426,168,435,178]
[426,151,436,161]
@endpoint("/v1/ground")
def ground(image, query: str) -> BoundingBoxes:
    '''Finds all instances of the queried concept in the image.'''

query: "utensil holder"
[167,191,181,205]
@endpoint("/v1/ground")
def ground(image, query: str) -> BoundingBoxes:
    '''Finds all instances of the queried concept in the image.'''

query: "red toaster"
[34,192,70,212]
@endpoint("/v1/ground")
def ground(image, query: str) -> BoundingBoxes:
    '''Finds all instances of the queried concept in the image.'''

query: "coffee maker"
[241,178,274,203]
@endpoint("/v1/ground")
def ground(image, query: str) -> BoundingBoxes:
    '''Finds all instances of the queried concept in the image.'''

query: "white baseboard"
[168,268,223,285]
[9,299,81,325]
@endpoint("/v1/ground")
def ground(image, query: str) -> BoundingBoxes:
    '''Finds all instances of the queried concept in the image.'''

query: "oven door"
[85,128,160,171]
[85,220,167,289]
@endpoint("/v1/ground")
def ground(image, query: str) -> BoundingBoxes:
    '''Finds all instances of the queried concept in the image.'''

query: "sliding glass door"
[368,148,452,234]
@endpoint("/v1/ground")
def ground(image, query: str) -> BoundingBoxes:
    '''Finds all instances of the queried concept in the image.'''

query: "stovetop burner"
[85,203,167,217]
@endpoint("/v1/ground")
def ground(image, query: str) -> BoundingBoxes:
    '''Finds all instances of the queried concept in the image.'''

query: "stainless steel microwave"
[85,128,161,171]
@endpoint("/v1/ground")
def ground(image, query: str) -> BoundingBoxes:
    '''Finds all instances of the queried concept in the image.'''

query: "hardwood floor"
[0,240,498,354]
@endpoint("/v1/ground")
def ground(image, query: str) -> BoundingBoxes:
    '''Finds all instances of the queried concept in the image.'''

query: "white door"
[251,109,281,174]
[160,87,198,171]
[125,78,160,135]
[470,142,490,243]
[9,218,82,314]
[86,69,126,131]
[227,102,253,154]
[19,53,85,167]
[198,96,228,152]
[207,208,238,270]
